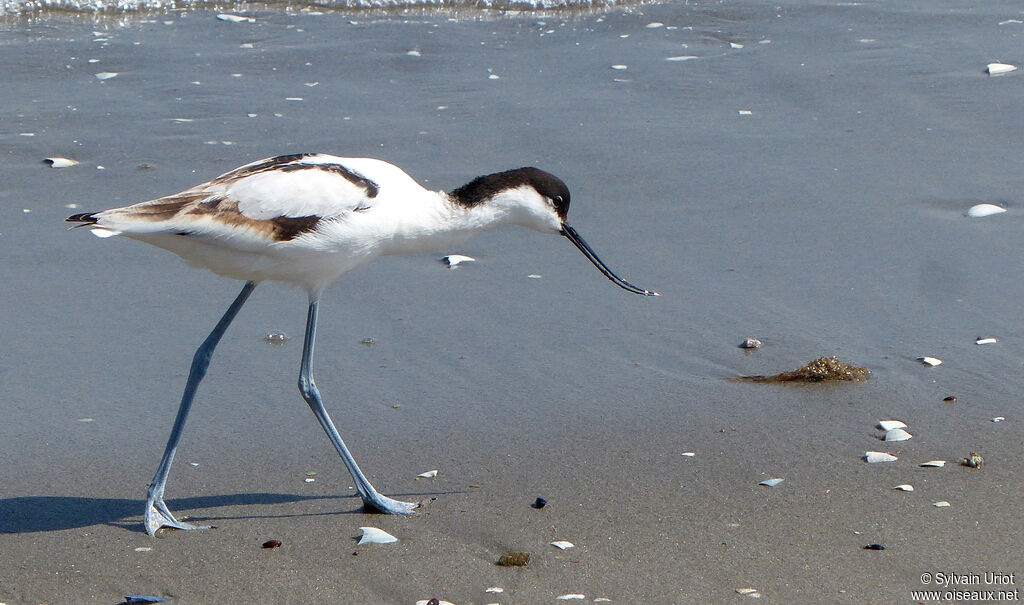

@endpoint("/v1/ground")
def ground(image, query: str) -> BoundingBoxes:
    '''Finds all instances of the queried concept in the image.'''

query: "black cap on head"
[451,167,570,220]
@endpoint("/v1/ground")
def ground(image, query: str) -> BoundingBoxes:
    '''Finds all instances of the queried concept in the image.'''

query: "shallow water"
[2,1,1023,602]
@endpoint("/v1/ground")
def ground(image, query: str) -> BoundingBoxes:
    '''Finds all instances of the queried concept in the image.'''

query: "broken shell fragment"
[992,416,1006,422]
[758,478,784,487]
[877,420,907,431]
[485,587,504,593]
[94,71,119,80]
[217,13,255,22]
[965,203,1006,217]
[893,484,914,492]
[884,428,912,442]
[975,337,998,345]
[357,527,397,545]
[917,356,942,367]
[442,254,475,268]
[921,460,946,468]
[556,595,585,601]
[496,551,530,566]
[961,452,984,468]
[44,157,79,168]
[933,501,951,507]
[864,451,898,463]
[736,587,762,598]
[550,540,575,550]
[986,63,1017,75]
[739,337,762,349]
[417,469,438,478]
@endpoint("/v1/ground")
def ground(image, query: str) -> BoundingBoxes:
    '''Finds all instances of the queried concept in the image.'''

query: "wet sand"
[2,1,1023,602]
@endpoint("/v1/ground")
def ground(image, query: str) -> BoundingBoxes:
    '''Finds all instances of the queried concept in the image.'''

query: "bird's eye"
[552,195,563,206]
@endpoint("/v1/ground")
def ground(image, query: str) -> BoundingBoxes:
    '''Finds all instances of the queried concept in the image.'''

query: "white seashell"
[933,501,951,507]
[864,451,898,463]
[134,547,153,552]
[78,417,93,422]
[527,274,542,279]
[917,356,942,366]
[665,55,699,62]
[551,540,575,550]
[442,254,475,268]
[730,42,744,49]
[357,527,397,545]
[884,428,912,442]
[738,109,753,115]
[556,595,586,601]
[681,451,696,457]
[645,22,664,28]
[920,460,946,468]
[217,13,254,22]
[992,416,1006,422]
[877,420,907,431]
[417,469,438,478]
[485,587,504,593]
[304,477,315,483]
[610,65,628,71]
[965,203,1006,217]
[986,63,1017,75]
[736,587,762,598]
[45,157,79,168]
[893,484,914,492]
[975,337,998,345]
[94,72,118,80]
[759,478,784,487]
[406,49,421,57]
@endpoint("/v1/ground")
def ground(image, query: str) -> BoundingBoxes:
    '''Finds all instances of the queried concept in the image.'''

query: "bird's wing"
[89,154,384,242]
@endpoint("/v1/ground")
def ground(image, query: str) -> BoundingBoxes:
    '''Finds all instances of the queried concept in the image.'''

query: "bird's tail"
[66,212,121,237]
[66,212,99,225]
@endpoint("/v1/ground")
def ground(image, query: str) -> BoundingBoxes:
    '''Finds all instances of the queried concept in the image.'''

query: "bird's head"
[450,167,658,296]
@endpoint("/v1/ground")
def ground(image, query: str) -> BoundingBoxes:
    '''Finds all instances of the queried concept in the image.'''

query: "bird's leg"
[144,281,257,536]
[298,299,418,514]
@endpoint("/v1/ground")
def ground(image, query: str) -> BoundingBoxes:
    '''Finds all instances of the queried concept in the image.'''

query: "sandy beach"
[1,0,1023,603]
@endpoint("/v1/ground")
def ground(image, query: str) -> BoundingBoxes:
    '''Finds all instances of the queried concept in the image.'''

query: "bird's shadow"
[0,491,441,535]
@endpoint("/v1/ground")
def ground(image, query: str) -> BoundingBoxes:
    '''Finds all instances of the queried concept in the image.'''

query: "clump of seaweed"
[496,551,530,566]
[737,356,870,383]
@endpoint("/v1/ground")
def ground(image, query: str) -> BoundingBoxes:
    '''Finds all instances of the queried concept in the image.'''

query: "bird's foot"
[362,492,419,515]
[145,496,212,536]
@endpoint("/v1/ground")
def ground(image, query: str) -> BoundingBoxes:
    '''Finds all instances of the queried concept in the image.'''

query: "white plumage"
[68,153,656,536]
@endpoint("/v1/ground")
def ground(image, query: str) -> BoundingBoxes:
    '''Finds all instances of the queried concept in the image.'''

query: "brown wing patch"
[181,195,320,241]
[114,190,320,242]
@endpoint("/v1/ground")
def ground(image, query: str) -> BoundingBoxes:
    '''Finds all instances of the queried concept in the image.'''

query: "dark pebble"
[943,395,957,402]
[863,543,886,550]
[531,497,547,509]
[262,539,282,549]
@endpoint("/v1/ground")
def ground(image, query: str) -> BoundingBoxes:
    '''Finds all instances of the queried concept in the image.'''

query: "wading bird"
[67,153,657,536]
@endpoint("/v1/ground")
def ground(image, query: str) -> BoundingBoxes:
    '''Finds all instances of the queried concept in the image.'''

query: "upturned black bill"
[561,223,659,296]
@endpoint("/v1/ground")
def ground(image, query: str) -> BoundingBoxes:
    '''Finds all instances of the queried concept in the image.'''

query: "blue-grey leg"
[144,281,257,536]
[298,299,418,514]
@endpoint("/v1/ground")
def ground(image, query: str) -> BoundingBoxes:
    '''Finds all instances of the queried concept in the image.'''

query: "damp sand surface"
[2,1,1024,603]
